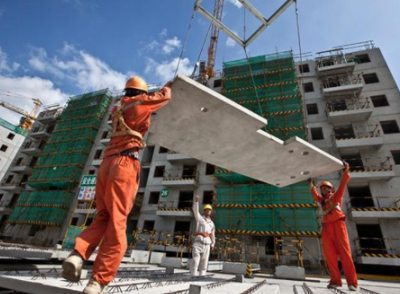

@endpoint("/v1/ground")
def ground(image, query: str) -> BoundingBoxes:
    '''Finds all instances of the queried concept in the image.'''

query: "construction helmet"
[203,204,213,211]
[124,76,148,93]
[319,181,334,191]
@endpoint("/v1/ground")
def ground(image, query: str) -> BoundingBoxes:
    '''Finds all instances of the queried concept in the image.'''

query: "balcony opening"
[88,169,96,175]
[8,194,20,208]
[28,225,41,237]
[174,221,191,239]
[183,165,197,179]
[370,95,389,107]
[15,157,23,166]
[310,127,324,140]
[142,146,155,164]
[203,190,214,205]
[101,131,109,139]
[363,73,379,84]
[38,140,46,149]
[306,103,318,115]
[153,165,165,178]
[391,150,400,165]
[127,219,138,235]
[334,125,355,140]
[143,220,155,231]
[5,175,14,184]
[159,146,169,154]
[356,224,386,254]
[179,191,193,209]
[94,149,103,159]
[205,163,215,175]
[299,64,310,73]
[265,236,276,255]
[380,120,400,134]
[139,168,149,187]
[213,79,222,88]
[86,218,94,227]
[303,82,314,93]
[7,133,15,140]
[341,153,363,171]
[46,125,55,133]
[355,54,370,63]
[24,141,32,149]
[29,156,38,167]
[148,191,160,204]
[329,100,347,111]
[21,174,29,185]
[348,186,374,208]
[70,217,79,226]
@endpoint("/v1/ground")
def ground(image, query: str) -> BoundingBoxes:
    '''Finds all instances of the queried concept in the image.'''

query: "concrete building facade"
[0,42,399,275]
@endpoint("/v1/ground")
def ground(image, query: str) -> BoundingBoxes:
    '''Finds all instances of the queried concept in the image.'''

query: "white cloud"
[159,28,167,38]
[0,75,69,125]
[226,30,239,47]
[145,57,193,83]
[28,44,128,91]
[162,37,181,55]
[227,0,242,8]
[0,47,20,73]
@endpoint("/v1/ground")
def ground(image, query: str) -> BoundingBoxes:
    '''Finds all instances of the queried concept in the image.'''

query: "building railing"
[163,169,199,181]
[343,156,393,172]
[325,97,370,114]
[354,237,400,256]
[37,109,63,120]
[158,200,193,210]
[321,73,362,89]
[332,124,380,141]
[346,196,400,210]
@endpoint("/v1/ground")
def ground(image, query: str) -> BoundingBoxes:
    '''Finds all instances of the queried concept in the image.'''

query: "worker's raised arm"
[335,162,351,202]
[192,195,201,222]
[142,81,172,112]
[308,178,323,204]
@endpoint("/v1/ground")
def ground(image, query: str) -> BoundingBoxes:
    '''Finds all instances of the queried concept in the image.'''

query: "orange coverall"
[74,87,171,286]
[311,170,358,287]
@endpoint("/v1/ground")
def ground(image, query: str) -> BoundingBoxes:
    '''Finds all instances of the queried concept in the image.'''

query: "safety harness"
[322,195,340,216]
[110,101,146,149]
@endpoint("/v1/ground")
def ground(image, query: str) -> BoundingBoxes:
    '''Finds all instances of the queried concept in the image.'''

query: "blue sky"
[0,0,399,125]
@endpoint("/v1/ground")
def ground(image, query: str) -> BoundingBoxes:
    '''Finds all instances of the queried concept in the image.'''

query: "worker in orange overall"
[62,77,171,294]
[190,195,215,277]
[309,162,358,291]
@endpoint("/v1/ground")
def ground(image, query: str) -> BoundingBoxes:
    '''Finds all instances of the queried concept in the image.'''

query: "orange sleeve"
[142,86,171,112]
[311,186,323,204]
[334,170,350,203]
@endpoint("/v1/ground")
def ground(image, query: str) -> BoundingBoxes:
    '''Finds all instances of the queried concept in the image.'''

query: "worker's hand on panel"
[164,80,174,88]
[343,161,350,172]
[194,195,199,202]
[307,178,314,188]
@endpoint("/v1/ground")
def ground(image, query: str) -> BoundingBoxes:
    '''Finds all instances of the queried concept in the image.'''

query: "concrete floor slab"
[148,75,343,187]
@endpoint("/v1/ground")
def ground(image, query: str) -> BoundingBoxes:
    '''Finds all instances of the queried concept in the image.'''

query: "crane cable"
[190,22,213,79]
[174,8,197,78]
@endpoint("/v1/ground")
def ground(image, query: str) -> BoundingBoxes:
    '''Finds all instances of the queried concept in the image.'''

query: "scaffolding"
[213,52,318,266]
[6,89,111,235]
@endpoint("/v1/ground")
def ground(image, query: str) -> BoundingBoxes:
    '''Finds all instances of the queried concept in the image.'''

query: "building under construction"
[0,42,399,278]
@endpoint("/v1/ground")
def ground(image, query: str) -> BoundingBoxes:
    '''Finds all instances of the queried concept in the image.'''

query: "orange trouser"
[75,155,140,285]
[322,219,358,287]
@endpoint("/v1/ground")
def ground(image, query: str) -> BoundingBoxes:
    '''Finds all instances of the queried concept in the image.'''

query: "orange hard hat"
[319,181,334,191]
[124,76,148,93]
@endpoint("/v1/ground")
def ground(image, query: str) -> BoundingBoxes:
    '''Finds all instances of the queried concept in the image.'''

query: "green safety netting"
[214,208,318,232]
[216,183,313,205]
[17,190,75,208]
[63,225,85,249]
[0,117,28,136]
[28,89,112,189]
[11,89,112,229]
[212,52,318,235]
[8,206,68,227]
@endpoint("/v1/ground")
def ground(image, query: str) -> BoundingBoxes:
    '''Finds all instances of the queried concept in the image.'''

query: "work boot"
[327,283,339,289]
[348,285,358,291]
[62,249,83,282]
[83,277,105,294]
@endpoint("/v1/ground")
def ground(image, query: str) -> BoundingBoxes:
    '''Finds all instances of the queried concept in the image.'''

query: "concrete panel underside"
[149,75,343,187]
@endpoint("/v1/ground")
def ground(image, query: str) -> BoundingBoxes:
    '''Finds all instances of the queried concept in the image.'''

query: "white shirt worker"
[191,198,216,276]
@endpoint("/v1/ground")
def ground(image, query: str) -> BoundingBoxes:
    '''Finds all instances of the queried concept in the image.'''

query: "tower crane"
[0,98,42,131]
[202,0,225,80]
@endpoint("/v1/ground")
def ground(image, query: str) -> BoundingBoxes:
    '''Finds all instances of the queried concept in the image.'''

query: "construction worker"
[62,77,172,294]
[309,162,358,291]
[190,195,215,277]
